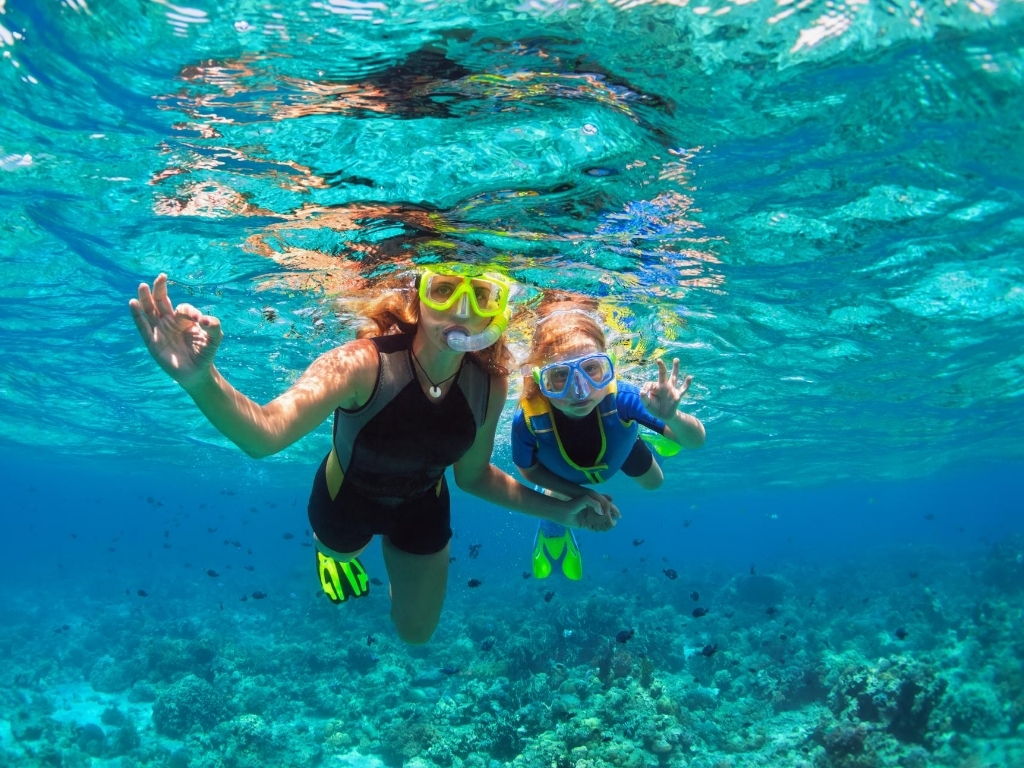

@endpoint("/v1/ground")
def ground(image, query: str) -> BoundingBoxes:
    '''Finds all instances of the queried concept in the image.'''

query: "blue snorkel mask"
[532,353,615,400]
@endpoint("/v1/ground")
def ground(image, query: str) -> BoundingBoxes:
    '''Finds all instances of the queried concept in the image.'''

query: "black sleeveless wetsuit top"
[331,333,490,507]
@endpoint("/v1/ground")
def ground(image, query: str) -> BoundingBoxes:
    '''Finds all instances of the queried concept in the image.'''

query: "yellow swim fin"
[532,521,583,581]
[316,551,370,603]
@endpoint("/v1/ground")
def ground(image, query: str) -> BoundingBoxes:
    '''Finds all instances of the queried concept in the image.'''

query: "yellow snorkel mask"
[418,264,513,352]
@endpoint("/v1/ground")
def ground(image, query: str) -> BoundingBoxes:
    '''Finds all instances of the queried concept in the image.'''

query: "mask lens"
[468,278,504,317]
[423,275,463,309]
[579,356,613,386]
[540,364,573,396]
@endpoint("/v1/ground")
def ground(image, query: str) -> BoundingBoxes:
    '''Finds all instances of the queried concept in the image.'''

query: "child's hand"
[640,357,692,421]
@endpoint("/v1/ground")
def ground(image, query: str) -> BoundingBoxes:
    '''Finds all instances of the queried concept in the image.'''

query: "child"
[512,301,706,579]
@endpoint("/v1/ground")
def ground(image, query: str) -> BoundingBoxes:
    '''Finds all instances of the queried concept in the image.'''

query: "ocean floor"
[2,536,1022,768]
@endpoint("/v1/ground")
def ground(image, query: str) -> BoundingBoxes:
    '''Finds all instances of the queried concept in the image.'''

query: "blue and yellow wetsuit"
[511,380,667,579]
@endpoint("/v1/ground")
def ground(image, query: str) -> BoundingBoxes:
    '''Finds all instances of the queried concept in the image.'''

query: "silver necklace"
[410,348,460,398]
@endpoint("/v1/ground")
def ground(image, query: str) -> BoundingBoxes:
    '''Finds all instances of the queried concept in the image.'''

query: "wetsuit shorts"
[620,437,656,477]
[307,453,452,556]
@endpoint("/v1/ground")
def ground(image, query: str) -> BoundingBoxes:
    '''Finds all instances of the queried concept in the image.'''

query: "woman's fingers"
[152,273,175,317]
[128,298,153,339]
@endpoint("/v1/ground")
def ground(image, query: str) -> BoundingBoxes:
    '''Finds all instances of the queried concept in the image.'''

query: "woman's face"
[543,337,610,418]
[418,296,492,352]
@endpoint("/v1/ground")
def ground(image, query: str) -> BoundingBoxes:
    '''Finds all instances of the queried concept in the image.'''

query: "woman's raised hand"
[128,273,223,389]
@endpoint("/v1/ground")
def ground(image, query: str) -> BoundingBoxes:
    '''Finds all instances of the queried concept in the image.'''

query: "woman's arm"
[181,341,377,458]
[453,377,613,530]
[130,274,377,458]
[519,463,619,519]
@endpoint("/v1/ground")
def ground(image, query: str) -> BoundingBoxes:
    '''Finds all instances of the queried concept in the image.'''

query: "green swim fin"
[316,550,370,603]
[532,521,583,581]
[641,432,682,458]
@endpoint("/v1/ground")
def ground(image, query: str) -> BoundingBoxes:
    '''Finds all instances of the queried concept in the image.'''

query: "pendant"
[429,386,442,398]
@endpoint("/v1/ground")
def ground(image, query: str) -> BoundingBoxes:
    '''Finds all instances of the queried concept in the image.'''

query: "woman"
[512,301,706,581]
[129,266,611,644]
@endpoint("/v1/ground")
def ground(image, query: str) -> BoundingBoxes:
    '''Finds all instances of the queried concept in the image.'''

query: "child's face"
[543,337,611,419]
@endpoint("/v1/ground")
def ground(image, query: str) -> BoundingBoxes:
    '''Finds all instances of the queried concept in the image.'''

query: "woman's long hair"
[356,277,514,377]
[520,293,606,401]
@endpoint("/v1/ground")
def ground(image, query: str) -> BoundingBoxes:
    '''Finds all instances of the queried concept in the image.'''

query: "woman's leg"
[381,538,450,645]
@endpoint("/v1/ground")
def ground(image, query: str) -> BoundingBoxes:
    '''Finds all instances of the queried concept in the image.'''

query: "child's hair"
[356,274,514,377]
[521,293,606,400]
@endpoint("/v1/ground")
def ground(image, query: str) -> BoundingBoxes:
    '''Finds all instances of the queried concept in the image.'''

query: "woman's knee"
[392,613,440,645]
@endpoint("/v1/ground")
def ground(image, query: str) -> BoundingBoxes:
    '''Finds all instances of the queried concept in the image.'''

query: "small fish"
[449,557,457,563]
[162,543,172,549]
[543,591,555,603]
[137,589,148,598]
[616,629,635,643]
[206,527,217,533]
[206,569,219,578]
[522,571,532,580]
[238,594,248,602]
[895,627,909,640]
[244,565,255,572]
[282,532,294,540]
[251,591,267,600]
[690,591,700,602]
[909,571,919,579]
[467,579,483,588]
[750,564,756,575]
[766,606,778,616]
[663,568,678,580]
[692,607,709,618]
[468,543,482,559]
[683,519,692,528]
[632,538,645,547]
[367,634,377,646]
[164,530,170,538]
[70,533,77,539]
[924,513,935,521]
[370,577,384,587]
[480,637,495,651]
[779,634,789,641]
[701,644,718,657]
[440,665,459,676]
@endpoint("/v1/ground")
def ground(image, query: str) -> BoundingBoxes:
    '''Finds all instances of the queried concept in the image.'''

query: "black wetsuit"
[307,334,489,555]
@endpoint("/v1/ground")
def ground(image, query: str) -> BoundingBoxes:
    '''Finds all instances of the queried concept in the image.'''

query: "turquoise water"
[1,1,1023,767]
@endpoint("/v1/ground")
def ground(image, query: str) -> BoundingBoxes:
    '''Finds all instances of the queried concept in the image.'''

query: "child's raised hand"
[640,357,692,421]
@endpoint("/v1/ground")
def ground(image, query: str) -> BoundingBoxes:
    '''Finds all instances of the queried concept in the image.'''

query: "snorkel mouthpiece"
[444,309,510,352]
